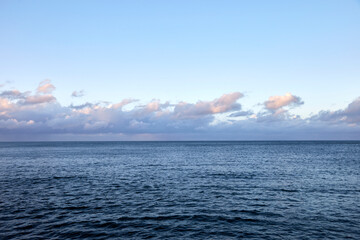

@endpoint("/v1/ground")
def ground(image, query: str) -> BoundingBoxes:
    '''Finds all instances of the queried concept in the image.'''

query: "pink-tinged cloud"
[23,95,56,105]
[145,101,161,112]
[174,92,243,119]
[0,80,360,140]
[37,80,56,94]
[0,83,56,106]
[0,98,13,110]
[140,101,170,114]
[265,93,303,110]
[111,99,138,109]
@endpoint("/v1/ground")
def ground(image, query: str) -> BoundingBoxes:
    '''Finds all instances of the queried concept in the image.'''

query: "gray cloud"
[70,102,94,109]
[0,81,359,140]
[0,90,28,99]
[71,90,85,98]
[228,110,253,117]
[312,97,360,125]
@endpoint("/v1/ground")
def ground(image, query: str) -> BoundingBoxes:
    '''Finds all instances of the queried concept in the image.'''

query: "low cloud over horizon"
[0,80,359,141]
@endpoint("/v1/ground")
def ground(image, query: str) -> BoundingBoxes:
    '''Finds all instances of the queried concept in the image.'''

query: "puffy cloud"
[22,94,56,105]
[313,97,360,125]
[265,93,303,110]
[0,81,359,140]
[37,80,56,94]
[0,81,57,108]
[0,119,36,129]
[71,90,85,98]
[257,93,305,120]
[174,92,243,119]
[0,90,28,99]
[0,86,244,137]
[111,99,138,109]
[344,97,360,123]
[0,97,13,111]
[135,100,170,116]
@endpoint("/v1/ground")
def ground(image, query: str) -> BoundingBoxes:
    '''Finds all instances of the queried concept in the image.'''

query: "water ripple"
[0,141,359,239]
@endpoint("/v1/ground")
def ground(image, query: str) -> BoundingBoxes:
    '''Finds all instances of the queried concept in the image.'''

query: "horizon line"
[1,140,360,143]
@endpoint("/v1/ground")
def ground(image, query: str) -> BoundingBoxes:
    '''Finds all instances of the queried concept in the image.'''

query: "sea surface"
[0,141,359,239]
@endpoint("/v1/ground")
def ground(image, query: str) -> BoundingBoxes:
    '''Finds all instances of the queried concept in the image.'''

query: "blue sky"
[0,0,359,140]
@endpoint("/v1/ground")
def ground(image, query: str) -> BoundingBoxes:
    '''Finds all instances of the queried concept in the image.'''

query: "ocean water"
[0,141,359,239]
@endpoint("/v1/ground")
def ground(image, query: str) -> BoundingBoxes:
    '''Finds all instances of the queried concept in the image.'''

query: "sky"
[0,0,359,140]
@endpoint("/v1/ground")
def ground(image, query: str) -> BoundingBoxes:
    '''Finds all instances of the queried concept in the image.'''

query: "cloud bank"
[0,81,359,140]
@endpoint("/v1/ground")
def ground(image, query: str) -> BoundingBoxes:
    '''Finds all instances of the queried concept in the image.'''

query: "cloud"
[313,97,360,125]
[22,94,56,105]
[0,81,57,107]
[71,90,85,98]
[70,102,94,110]
[344,97,360,123]
[0,97,13,111]
[0,90,28,99]
[174,92,243,119]
[111,99,138,109]
[0,81,359,140]
[228,110,253,117]
[0,81,12,88]
[0,87,244,137]
[264,93,303,111]
[37,80,56,94]
[257,93,305,120]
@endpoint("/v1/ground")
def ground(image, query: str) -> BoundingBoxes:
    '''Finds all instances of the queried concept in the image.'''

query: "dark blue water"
[0,141,359,239]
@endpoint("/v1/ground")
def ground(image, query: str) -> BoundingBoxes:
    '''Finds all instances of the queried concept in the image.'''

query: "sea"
[0,141,359,239]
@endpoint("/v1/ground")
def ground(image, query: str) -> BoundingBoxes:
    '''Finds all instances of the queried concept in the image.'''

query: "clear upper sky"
[0,0,359,140]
